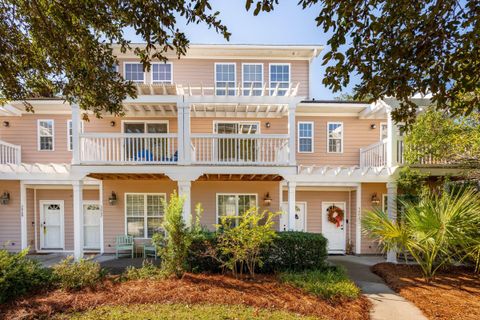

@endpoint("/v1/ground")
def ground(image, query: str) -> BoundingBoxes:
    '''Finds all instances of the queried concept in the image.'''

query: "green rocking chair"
[115,235,134,259]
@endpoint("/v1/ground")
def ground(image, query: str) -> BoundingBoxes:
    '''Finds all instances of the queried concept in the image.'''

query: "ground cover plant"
[52,257,106,291]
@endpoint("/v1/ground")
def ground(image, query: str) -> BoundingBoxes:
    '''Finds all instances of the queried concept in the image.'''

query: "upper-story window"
[298,122,314,153]
[67,120,84,151]
[242,63,263,96]
[215,63,236,96]
[151,63,173,84]
[327,122,343,153]
[380,122,388,141]
[269,64,290,96]
[124,63,145,83]
[38,120,54,151]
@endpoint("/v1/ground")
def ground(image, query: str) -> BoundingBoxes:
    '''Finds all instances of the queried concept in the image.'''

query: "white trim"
[321,201,347,253]
[37,119,55,151]
[281,201,307,231]
[82,200,101,250]
[150,62,173,84]
[39,200,65,250]
[241,63,264,96]
[326,121,343,153]
[123,62,146,84]
[67,120,84,151]
[297,121,314,153]
[215,193,258,226]
[124,192,166,239]
[380,122,388,141]
[269,63,291,95]
[121,119,170,133]
[214,62,237,96]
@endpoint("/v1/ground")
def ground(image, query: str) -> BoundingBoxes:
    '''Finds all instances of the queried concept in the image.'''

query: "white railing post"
[288,102,296,166]
[177,101,185,164]
[177,180,192,227]
[287,181,296,231]
[183,103,192,164]
[71,104,81,165]
[386,110,398,168]
[386,181,398,263]
[73,180,84,260]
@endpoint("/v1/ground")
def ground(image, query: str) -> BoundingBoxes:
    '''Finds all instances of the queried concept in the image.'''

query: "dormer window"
[152,63,173,84]
[215,63,236,96]
[124,63,145,83]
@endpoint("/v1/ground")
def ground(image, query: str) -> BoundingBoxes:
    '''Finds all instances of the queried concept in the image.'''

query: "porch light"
[0,192,10,205]
[2,121,9,127]
[108,191,117,205]
[263,192,272,206]
[370,124,377,129]
[265,122,271,129]
[110,120,116,127]
[371,193,380,206]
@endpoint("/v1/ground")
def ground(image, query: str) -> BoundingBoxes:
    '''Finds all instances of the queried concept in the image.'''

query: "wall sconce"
[263,192,272,206]
[371,193,380,206]
[0,192,10,205]
[110,120,116,127]
[108,191,117,205]
[265,122,271,129]
[370,124,377,129]
[2,121,9,127]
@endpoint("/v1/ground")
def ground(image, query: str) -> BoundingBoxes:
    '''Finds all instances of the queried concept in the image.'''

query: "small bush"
[187,230,222,273]
[52,257,105,291]
[0,249,52,303]
[280,266,360,300]
[262,232,328,272]
[123,261,163,280]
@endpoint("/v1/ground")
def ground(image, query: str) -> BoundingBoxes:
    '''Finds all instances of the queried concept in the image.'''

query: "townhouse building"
[0,44,408,260]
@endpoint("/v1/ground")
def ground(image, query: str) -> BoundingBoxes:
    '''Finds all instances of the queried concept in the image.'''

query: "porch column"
[287,181,296,230]
[177,101,185,164]
[20,181,28,250]
[288,103,296,166]
[386,181,398,263]
[183,103,192,164]
[73,180,84,260]
[386,109,398,167]
[71,103,81,165]
[355,184,362,254]
[177,180,192,227]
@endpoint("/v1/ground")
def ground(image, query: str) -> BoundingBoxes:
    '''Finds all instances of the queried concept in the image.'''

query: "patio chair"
[115,235,134,259]
[143,242,158,260]
[135,149,154,162]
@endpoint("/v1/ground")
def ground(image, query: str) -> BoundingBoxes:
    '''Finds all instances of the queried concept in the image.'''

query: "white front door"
[83,203,101,250]
[280,202,306,232]
[322,202,346,253]
[40,201,64,250]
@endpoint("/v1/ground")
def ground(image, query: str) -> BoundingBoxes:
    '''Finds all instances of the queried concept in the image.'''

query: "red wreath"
[327,206,344,228]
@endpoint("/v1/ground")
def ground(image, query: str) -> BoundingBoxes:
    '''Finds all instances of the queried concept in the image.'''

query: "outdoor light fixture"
[265,122,271,129]
[371,193,380,206]
[108,191,117,205]
[110,120,116,127]
[263,192,272,206]
[370,124,377,129]
[0,192,10,205]
[2,121,9,127]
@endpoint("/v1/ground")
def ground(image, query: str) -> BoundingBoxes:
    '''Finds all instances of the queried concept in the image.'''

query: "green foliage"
[52,257,105,291]
[280,266,360,300]
[262,232,328,272]
[0,249,52,303]
[404,109,480,168]
[67,303,317,320]
[215,208,279,277]
[363,188,480,280]
[123,260,163,280]
[187,230,222,273]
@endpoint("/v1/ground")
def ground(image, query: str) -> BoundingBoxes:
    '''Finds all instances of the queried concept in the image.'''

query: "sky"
[124,0,358,100]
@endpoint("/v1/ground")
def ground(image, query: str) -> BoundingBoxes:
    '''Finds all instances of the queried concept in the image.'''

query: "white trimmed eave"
[0,163,86,181]
[285,165,394,183]
[359,100,389,119]
[296,102,370,117]
[1,100,72,116]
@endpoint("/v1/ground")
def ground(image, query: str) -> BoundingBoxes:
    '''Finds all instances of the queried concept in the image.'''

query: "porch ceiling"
[198,174,282,181]
[121,104,177,117]
[87,173,170,180]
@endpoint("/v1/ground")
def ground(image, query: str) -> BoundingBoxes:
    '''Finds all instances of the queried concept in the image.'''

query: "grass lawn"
[59,303,319,320]
[373,263,480,320]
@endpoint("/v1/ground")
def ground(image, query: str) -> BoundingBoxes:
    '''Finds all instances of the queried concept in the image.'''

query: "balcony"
[0,140,21,165]
[78,133,290,166]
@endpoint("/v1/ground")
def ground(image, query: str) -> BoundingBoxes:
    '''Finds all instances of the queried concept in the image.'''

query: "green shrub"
[0,249,52,303]
[187,230,222,273]
[52,257,105,291]
[123,260,163,280]
[262,232,328,272]
[280,266,360,300]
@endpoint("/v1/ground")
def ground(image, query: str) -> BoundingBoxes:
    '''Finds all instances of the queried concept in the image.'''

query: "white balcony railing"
[360,139,387,168]
[190,134,290,165]
[79,133,178,164]
[0,140,21,165]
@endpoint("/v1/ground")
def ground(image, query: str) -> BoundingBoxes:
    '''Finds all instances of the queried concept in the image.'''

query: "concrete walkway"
[329,255,427,320]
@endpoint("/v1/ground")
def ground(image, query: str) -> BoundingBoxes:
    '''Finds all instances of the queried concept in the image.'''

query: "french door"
[123,122,169,161]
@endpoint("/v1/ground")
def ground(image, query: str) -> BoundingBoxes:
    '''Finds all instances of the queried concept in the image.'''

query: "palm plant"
[363,188,480,281]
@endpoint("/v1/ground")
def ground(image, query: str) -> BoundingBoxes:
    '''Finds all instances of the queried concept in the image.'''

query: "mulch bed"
[0,273,370,320]
[372,263,480,320]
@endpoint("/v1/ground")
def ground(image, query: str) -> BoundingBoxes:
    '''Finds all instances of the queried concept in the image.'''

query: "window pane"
[238,195,256,215]
[125,63,144,82]
[299,138,312,152]
[126,194,144,217]
[39,121,53,136]
[147,195,164,217]
[40,137,53,150]
[328,123,343,153]
[146,123,168,133]
[147,217,163,238]
[127,217,144,238]
[216,64,236,96]
[243,64,263,96]
[218,195,237,224]
[152,64,172,83]
[270,64,290,96]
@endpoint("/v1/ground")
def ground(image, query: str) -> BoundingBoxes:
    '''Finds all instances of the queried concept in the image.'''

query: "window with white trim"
[215,63,236,96]
[270,64,290,96]
[327,122,343,153]
[242,64,263,96]
[298,122,314,153]
[124,63,144,83]
[67,120,84,151]
[152,63,172,83]
[380,123,388,141]
[217,194,257,226]
[126,193,165,238]
[38,120,54,151]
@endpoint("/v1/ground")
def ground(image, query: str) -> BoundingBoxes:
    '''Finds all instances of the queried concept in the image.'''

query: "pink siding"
[296,117,385,166]
[118,58,309,97]
[360,183,386,254]
[0,181,21,251]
